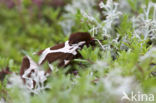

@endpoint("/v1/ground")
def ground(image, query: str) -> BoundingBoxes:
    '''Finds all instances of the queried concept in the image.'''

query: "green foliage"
[0,0,156,103]
[79,46,100,62]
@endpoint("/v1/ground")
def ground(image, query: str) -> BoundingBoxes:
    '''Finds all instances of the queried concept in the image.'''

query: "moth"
[37,32,95,66]
[20,56,48,90]
[20,32,95,88]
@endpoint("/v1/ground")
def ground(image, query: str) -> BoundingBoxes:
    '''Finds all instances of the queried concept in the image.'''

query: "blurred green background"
[0,0,156,103]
